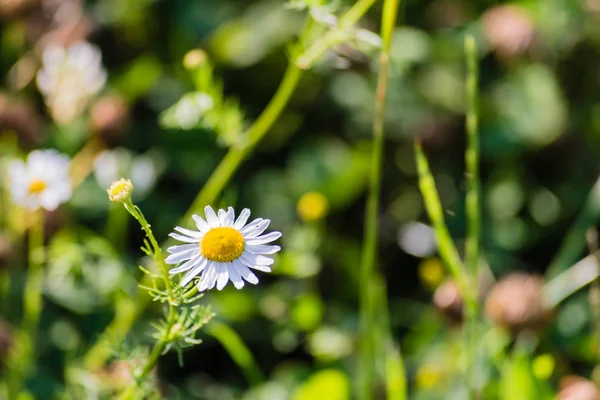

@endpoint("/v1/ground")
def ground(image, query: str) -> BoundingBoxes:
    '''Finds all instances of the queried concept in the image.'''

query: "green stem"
[182,46,304,222]
[124,199,175,300]
[464,35,480,292]
[464,34,480,399]
[414,136,479,396]
[339,0,378,27]
[296,0,377,70]
[413,138,471,296]
[358,1,399,398]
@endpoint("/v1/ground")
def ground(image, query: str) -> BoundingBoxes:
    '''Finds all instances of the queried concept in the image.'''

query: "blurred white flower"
[36,41,107,125]
[8,149,72,211]
[166,206,281,291]
[93,148,164,200]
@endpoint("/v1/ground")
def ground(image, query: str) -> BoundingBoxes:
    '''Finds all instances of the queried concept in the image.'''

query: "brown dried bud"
[0,317,13,370]
[559,376,600,400]
[90,95,130,147]
[484,272,549,332]
[433,280,464,323]
[0,233,15,270]
[481,5,534,60]
[0,94,43,148]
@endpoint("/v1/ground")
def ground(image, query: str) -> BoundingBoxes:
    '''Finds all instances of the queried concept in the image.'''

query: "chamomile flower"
[36,41,107,125]
[166,206,282,291]
[8,149,71,211]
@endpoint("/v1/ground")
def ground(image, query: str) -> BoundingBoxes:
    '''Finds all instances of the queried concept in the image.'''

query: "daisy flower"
[36,41,107,125]
[166,206,282,291]
[8,149,72,211]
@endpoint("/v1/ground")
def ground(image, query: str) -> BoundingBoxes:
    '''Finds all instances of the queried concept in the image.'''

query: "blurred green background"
[2,0,600,398]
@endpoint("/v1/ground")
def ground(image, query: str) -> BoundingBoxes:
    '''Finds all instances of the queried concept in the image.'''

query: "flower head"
[166,206,282,291]
[36,41,107,125]
[8,149,71,211]
[107,178,133,203]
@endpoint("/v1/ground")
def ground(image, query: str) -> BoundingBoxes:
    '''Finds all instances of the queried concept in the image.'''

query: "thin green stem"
[296,0,377,70]
[464,34,480,400]
[182,43,305,222]
[464,35,479,288]
[339,0,377,27]
[124,199,175,300]
[358,0,399,398]
[413,139,472,298]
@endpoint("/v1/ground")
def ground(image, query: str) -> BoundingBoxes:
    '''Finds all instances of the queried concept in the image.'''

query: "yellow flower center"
[200,227,245,262]
[28,179,47,195]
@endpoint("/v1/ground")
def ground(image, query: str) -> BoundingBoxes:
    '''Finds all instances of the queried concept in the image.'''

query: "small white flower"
[8,149,72,211]
[36,41,107,125]
[166,206,282,291]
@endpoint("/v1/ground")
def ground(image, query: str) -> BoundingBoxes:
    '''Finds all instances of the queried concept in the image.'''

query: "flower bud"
[484,272,549,332]
[107,179,133,204]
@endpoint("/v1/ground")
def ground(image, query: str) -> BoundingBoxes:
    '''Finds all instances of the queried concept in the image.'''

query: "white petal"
[241,219,270,238]
[216,262,229,290]
[218,209,227,225]
[192,214,211,233]
[204,206,219,227]
[241,252,274,266]
[170,254,203,274]
[233,208,251,229]
[165,248,198,264]
[180,258,208,287]
[240,218,263,234]
[167,243,198,254]
[207,266,219,290]
[198,261,217,292]
[8,160,26,182]
[240,253,273,273]
[174,226,203,239]
[246,231,282,245]
[246,244,281,255]
[233,259,259,285]
[39,190,61,211]
[227,262,245,289]
[224,207,235,226]
[169,232,199,243]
